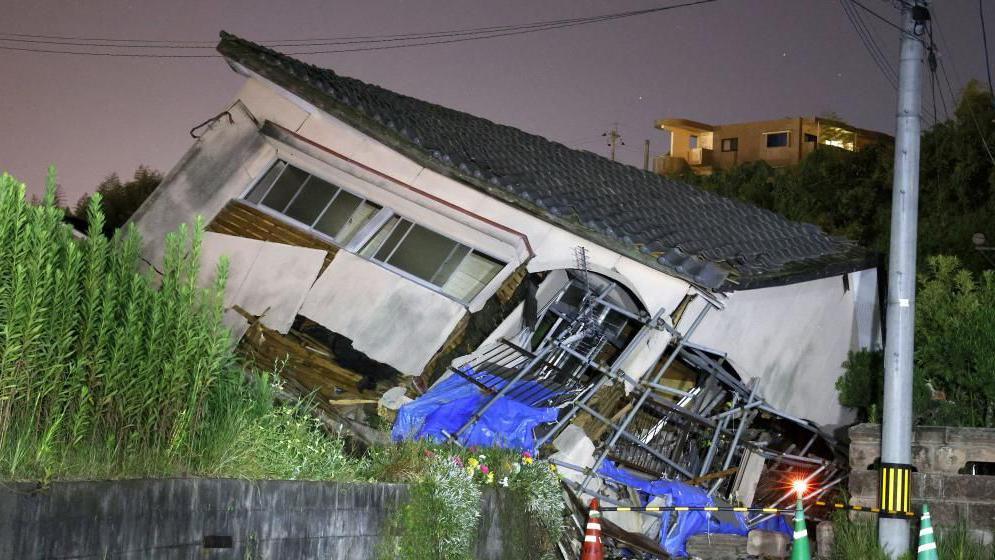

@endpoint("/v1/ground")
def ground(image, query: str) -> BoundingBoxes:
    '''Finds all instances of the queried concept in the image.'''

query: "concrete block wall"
[848,423,995,536]
[0,479,540,559]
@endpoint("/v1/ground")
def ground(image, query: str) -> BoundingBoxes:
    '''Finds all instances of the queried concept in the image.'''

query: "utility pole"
[602,124,624,161]
[643,139,651,170]
[879,1,928,556]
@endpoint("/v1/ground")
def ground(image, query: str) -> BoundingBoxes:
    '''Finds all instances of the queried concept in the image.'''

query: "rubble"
[393,260,848,558]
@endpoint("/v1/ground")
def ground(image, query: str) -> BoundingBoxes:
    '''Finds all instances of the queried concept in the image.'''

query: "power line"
[847,0,917,38]
[840,0,898,89]
[980,0,995,99]
[838,0,940,124]
[0,0,722,57]
[0,12,674,49]
[931,12,995,165]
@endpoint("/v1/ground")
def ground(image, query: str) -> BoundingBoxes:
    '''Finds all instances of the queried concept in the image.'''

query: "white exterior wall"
[300,251,466,374]
[687,268,881,427]
[198,232,326,335]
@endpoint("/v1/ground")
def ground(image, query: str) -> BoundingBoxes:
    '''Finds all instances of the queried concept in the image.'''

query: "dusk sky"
[0,0,989,202]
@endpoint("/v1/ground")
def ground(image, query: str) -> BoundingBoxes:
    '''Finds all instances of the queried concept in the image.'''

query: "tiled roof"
[217,32,872,291]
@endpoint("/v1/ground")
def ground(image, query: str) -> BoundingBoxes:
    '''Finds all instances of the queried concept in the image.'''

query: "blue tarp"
[598,460,791,557]
[392,368,558,453]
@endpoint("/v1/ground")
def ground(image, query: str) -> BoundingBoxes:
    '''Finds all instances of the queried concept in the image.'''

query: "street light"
[973,233,995,268]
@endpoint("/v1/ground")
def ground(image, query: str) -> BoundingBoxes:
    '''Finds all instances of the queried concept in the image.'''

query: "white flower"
[499,476,509,487]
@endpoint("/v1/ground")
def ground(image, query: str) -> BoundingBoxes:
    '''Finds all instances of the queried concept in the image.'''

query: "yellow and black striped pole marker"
[917,504,938,560]
[879,463,913,518]
[791,498,811,560]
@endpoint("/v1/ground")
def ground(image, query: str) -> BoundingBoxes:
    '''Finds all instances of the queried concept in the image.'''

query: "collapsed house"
[131,32,881,557]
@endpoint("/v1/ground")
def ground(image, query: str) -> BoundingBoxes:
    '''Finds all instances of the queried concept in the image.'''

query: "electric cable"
[841,0,898,89]
[0,0,721,57]
[979,0,995,102]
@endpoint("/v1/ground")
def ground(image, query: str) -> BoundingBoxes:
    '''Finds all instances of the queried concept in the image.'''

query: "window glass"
[336,201,381,244]
[245,161,287,204]
[314,190,361,237]
[261,165,309,212]
[720,138,738,152]
[360,216,400,257]
[361,216,507,301]
[284,176,336,225]
[689,135,699,149]
[804,133,818,142]
[374,219,413,261]
[386,224,460,282]
[765,132,789,148]
[442,251,503,301]
[245,160,384,247]
[432,245,471,285]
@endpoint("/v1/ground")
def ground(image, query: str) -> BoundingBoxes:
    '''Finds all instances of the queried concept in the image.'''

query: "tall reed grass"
[0,169,360,481]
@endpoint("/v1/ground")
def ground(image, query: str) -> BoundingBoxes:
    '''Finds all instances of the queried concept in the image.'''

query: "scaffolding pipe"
[709,386,759,496]
[535,308,667,450]
[452,344,556,439]
[578,301,714,494]
[699,393,738,477]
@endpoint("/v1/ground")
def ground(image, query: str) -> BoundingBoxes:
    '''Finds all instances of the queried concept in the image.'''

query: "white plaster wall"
[299,251,467,375]
[198,232,326,334]
[130,101,275,265]
[232,77,310,133]
[688,269,879,427]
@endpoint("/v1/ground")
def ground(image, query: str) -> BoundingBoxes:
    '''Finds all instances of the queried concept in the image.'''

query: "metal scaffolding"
[437,261,846,556]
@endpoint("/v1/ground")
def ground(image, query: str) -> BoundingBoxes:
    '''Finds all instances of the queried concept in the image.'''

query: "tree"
[73,166,162,236]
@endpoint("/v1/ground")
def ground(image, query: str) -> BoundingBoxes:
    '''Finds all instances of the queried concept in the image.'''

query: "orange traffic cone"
[581,498,605,560]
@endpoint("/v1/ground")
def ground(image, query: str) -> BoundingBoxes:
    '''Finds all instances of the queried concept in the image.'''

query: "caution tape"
[598,500,915,518]
[812,500,915,518]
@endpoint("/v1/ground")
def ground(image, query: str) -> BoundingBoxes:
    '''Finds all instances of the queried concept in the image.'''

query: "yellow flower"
[522,456,534,465]
[467,457,479,469]
[549,464,557,473]
[487,472,495,484]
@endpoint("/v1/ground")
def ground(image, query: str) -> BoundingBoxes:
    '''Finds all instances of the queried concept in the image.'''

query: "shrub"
[836,256,995,427]
[375,443,564,560]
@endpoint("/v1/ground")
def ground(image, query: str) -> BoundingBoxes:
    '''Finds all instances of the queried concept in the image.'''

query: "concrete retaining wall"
[0,478,539,559]
[848,423,995,538]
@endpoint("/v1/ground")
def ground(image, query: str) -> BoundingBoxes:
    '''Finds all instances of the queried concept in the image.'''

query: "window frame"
[359,213,506,303]
[240,159,384,246]
[239,156,510,306]
[763,131,791,148]
[720,137,738,152]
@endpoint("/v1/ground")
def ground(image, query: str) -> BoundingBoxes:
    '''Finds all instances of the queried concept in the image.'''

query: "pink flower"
[522,451,533,459]
[452,456,463,466]
[480,465,490,474]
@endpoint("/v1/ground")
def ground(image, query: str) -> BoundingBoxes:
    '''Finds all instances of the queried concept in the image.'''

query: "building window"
[804,133,817,143]
[244,160,381,245]
[765,131,790,148]
[689,135,699,150]
[720,138,738,152]
[360,217,504,301]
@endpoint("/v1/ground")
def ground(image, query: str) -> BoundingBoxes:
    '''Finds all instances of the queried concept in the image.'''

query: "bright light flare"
[791,479,808,497]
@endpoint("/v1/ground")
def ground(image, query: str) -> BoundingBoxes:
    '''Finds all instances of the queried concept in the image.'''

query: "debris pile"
[393,266,847,558]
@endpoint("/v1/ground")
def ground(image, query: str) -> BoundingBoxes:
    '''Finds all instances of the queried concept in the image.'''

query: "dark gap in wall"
[202,535,233,549]
[293,316,402,391]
